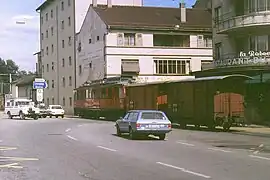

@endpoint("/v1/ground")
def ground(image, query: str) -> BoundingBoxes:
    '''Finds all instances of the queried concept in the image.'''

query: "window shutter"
[136,33,143,46]
[117,33,124,46]
[197,35,204,47]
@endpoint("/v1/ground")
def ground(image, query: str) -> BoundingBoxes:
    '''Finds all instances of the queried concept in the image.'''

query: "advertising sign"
[215,51,270,67]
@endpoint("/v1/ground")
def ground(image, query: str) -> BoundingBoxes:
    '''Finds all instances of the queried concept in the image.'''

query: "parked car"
[115,110,172,140]
[47,105,65,118]
[5,98,40,120]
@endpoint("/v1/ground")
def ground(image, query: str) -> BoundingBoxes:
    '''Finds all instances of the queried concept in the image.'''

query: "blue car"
[115,110,172,140]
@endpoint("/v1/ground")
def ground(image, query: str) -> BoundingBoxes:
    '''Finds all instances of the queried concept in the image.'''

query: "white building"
[36,0,143,114]
[76,3,213,86]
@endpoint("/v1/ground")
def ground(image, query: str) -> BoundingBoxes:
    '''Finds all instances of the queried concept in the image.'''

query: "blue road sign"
[33,81,47,89]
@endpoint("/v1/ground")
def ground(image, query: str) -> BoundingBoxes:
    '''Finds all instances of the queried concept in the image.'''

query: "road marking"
[249,155,270,161]
[0,147,17,151]
[97,146,117,152]
[65,128,71,132]
[208,148,232,153]
[156,162,211,179]
[78,124,83,127]
[0,156,39,161]
[67,135,78,141]
[176,141,195,147]
[0,163,23,169]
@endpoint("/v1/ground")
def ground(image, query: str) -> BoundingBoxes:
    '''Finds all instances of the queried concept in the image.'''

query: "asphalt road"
[0,117,270,180]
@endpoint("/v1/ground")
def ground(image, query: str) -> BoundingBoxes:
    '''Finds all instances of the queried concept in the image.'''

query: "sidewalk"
[231,126,270,138]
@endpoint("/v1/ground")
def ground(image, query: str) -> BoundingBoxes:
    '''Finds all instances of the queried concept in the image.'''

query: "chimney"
[93,0,97,7]
[107,0,112,8]
[179,3,186,23]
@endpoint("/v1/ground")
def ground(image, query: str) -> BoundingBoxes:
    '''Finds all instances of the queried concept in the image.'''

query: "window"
[69,97,72,106]
[69,76,72,86]
[89,38,92,44]
[214,6,221,25]
[51,44,54,53]
[46,30,48,38]
[68,0,71,6]
[62,40,65,48]
[51,9,53,18]
[52,80,55,88]
[61,20,64,29]
[62,58,65,67]
[41,16,43,25]
[41,49,44,57]
[68,16,71,26]
[89,62,92,68]
[47,98,49,105]
[245,0,269,13]
[79,65,82,75]
[51,26,54,36]
[52,98,55,105]
[141,112,166,120]
[215,43,222,60]
[42,65,44,73]
[62,77,66,87]
[204,35,212,47]
[249,35,269,51]
[153,34,190,47]
[124,33,135,46]
[97,36,100,41]
[46,64,49,72]
[46,46,48,55]
[61,1,64,11]
[69,56,72,66]
[52,62,54,70]
[154,60,190,75]
[47,80,49,89]
[45,13,48,21]
[62,97,66,106]
[41,33,44,40]
[68,36,71,46]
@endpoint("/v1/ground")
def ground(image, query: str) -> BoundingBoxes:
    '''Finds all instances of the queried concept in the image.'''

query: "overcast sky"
[0,0,196,71]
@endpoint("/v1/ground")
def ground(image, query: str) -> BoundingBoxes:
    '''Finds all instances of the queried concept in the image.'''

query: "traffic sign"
[33,78,47,89]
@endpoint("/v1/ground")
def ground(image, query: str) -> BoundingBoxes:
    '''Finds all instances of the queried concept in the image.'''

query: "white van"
[5,98,40,120]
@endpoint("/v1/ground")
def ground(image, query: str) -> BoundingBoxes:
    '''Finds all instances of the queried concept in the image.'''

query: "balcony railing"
[216,11,270,33]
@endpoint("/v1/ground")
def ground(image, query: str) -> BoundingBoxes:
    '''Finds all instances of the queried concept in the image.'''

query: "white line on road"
[176,141,195,147]
[156,162,211,179]
[67,135,78,141]
[78,124,83,127]
[97,146,117,152]
[208,148,232,153]
[249,155,270,161]
[65,128,71,132]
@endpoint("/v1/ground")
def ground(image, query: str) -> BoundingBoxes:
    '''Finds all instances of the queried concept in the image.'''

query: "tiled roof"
[93,5,212,32]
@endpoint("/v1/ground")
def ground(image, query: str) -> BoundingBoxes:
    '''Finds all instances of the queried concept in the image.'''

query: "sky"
[0,0,196,71]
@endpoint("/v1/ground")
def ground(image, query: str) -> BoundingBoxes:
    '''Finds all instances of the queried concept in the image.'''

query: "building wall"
[11,84,32,99]
[76,6,107,88]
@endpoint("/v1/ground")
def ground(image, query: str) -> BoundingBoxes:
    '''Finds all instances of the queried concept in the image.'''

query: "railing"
[216,11,270,33]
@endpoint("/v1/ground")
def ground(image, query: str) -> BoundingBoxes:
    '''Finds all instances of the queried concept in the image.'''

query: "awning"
[122,61,140,73]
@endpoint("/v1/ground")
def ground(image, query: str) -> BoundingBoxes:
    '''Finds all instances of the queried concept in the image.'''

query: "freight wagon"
[74,75,251,131]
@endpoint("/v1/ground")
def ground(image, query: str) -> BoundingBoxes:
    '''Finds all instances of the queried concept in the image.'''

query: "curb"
[231,131,270,138]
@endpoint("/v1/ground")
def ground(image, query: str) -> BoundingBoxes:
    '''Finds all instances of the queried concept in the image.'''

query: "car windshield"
[17,101,30,106]
[140,112,166,120]
[51,106,62,109]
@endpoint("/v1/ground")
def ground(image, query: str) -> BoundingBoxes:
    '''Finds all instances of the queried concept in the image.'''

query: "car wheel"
[116,125,121,136]
[50,116,52,118]
[7,112,12,119]
[19,112,25,120]
[129,127,136,140]
[159,134,166,140]
[55,116,58,118]
[61,115,64,118]
[43,115,47,118]
[33,116,38,120]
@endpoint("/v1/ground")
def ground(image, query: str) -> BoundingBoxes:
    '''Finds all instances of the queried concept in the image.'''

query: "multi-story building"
[36,0,143,114]
[76,3,213,86]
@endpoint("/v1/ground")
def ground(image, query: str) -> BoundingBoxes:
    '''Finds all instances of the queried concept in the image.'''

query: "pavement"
[0,117,270,180]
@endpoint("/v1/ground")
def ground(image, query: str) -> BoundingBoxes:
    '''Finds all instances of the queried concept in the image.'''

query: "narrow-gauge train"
[74,75,250,131]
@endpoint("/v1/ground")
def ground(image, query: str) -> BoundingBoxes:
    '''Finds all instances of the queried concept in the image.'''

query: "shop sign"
[215,51,270,67]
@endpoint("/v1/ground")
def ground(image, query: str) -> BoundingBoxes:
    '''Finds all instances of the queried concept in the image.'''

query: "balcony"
[216,11,270,34]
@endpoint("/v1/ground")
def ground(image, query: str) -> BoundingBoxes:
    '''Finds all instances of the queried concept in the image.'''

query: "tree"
[0,58,34,94]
